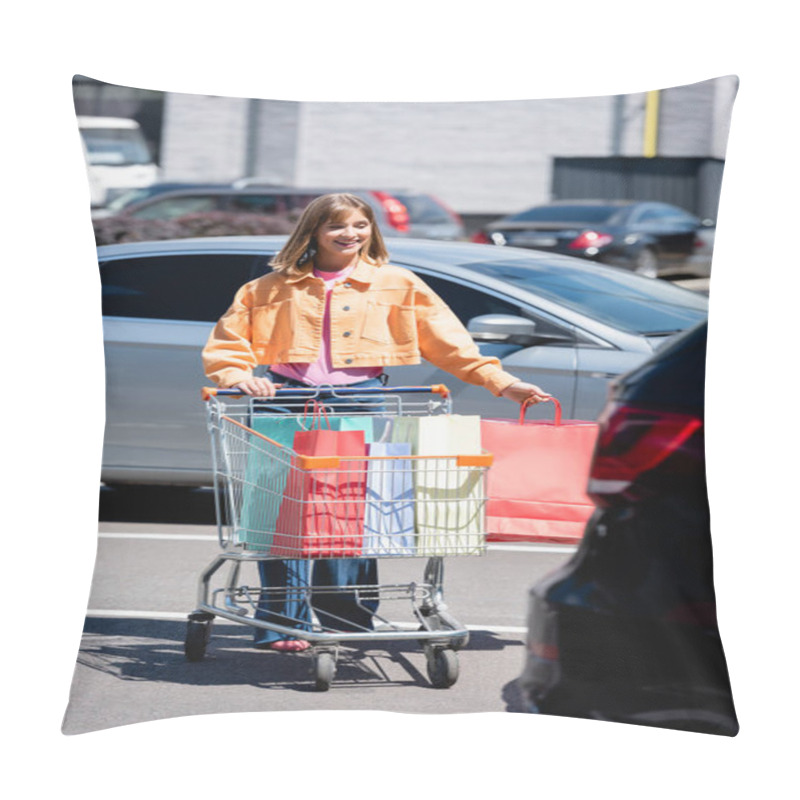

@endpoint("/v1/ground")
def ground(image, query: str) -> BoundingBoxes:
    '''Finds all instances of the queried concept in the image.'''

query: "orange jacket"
[202,260,519,395]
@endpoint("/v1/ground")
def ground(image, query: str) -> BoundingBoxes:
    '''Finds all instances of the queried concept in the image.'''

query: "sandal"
[269,639,310,652]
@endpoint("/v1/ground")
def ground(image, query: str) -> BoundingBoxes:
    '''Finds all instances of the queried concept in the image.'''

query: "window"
[392,193,453,224]
[228,194,288,214]
[413,272,573,342]
[471,258,707,334]
[130,196,219,220]
[100,253,263,322]
[508,204,621,224]
[634,204,697,225]
[80,127,152,166]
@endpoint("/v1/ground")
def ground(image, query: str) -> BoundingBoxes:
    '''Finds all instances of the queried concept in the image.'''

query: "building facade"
[73,74,738,220]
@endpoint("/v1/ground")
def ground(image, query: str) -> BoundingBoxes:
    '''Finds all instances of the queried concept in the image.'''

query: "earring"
[298,242,317,266]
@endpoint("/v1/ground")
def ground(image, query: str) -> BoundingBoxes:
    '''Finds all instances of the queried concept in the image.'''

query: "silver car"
[98,236,708,487]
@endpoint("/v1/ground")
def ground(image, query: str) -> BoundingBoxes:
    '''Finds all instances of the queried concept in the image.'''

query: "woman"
[203,193,549,651]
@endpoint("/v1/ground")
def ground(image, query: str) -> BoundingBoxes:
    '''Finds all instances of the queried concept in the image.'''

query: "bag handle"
[520,396,562,426]
[302,399,332,430]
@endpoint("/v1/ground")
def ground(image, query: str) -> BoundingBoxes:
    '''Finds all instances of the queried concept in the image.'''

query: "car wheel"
[634,248,659,278]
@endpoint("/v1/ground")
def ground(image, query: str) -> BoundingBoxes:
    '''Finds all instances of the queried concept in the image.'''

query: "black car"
[518,321,739,735]
[473,200,715,278]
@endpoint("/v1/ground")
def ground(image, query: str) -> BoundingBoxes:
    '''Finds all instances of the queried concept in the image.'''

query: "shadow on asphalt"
[99,485,216,524]
[79,616,524,691]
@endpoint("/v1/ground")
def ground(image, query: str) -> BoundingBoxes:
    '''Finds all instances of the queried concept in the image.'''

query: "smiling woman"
[201,192,550,651]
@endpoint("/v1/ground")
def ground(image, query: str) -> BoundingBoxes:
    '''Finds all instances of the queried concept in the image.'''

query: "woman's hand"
[232,377,278,397]
[500,381,551,406]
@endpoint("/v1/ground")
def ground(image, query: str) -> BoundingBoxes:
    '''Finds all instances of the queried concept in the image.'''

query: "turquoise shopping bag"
[238,415,307,550]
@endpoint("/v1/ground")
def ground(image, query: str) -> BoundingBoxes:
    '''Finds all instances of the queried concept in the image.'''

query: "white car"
[98,236,708,487]
[78,116,159,207]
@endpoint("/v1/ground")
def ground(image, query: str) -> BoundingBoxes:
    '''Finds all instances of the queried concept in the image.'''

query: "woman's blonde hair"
[270,193,390,275]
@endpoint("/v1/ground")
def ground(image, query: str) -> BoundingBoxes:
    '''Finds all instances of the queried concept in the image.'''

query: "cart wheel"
[417,613,469,651]
[184,615,213,662]
[426,647,459,689]
[313,651,336,692]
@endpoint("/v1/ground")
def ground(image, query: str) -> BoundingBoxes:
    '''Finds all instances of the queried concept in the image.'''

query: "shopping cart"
[185,384,492,690]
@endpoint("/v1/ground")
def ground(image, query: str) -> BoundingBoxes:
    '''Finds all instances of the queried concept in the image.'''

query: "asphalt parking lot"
[63,500,577,735]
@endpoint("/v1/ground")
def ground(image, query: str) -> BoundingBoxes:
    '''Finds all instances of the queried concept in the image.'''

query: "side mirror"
[468,314,537,342]
[468,314,572,347]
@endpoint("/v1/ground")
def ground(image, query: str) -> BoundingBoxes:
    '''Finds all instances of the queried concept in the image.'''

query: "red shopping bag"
[481,398,599,544]
[272,403,367,558]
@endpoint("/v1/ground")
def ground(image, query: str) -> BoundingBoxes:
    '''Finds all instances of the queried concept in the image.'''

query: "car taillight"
[568,230,614,250]
[588,403,703,505]
[471,231,491,244]
[372,191,410,232]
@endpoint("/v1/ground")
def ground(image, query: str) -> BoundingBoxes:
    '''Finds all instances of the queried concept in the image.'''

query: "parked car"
[78,116,160,208]
[95,185,320,220]
[96,184,463,241]
[472,200,715,278]
[98,237,708,487]
[233,179,465,241]
[382,190,465,240]
[518,320,738,735]
[91,182,231,219]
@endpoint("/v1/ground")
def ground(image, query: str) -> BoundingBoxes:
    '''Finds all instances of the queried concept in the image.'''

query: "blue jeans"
[254,375,384,644]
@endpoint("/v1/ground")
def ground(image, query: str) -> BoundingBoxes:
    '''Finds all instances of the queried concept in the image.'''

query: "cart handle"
[202,384,450,401]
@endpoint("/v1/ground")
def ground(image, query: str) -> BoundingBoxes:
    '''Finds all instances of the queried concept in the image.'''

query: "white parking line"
[97,532,578,554]
[84,608,527,634]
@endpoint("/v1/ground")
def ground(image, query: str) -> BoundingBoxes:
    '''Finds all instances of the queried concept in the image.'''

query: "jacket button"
[343,331,351,337]
[343,305,350,311]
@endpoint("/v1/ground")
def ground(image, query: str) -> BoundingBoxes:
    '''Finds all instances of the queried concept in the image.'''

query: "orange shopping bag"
[481,397,599,544]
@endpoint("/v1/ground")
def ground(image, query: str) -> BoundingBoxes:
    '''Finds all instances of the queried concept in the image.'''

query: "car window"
[470,258,707,334]
[100,253,264,322]
[634,205,697,224]
[392,194,452,224]
[654,204,698,223]
[106,187,157,213]
[412,272,572,340]
[80,127,151,166]
[507,205,621,224]
[635,207,670,222]
[289,193,323,211]
[228,194,289,214]
[130,196,219,220]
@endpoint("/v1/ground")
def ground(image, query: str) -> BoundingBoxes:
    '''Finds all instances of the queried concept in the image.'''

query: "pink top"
[270,264,382,386]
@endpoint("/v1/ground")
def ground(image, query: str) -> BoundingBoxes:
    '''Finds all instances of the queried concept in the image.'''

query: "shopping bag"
[391,415,484,556]
[272,403,368,558]
[363,441,415,556]
[238,414,306,551]
[332,415,376,443]
[481,397,599,544]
